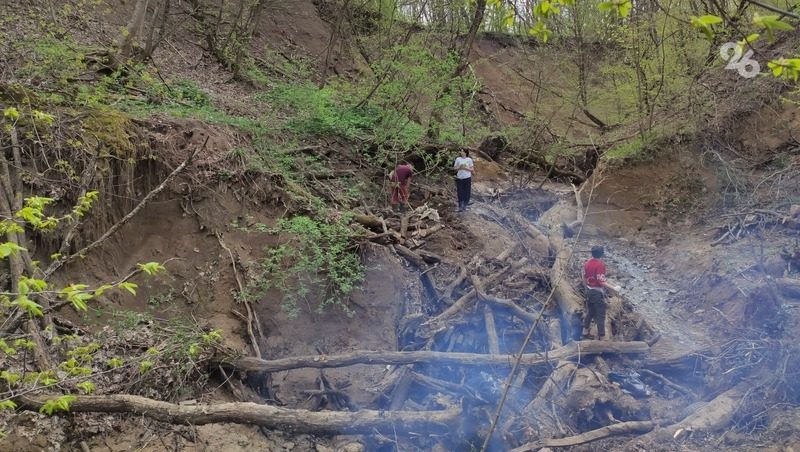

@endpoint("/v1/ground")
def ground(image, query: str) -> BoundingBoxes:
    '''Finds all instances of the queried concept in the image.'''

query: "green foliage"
[603,130,664,161]
[753,13,794,42]
[0,371,20,387]
[0,242,25,259]
[0,339,17,356]
[60,284,93,311]
[0,400,17,411]
[690,15,723,40]
[768,58,800,81]
[13,339,36,351]
[13,35,88,89]
[244,212,364,318]
[137,262,167,276]
[262,82,377,140]
[76,381,96,394]
[598,0,632,18]
[72,191,100,218]
[139,360,154,374]
[201,329,223,344]
[106,357,124,369]
[118,281,138,296]
[39,395,76,415]
[12,295,43,318]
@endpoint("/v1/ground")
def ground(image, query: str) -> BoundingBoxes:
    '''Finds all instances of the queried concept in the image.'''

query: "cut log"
[228,341,649,373]
[19,394,460,435]
[511,421,655,451]
[483,304,501,354]
[353,214,386,232]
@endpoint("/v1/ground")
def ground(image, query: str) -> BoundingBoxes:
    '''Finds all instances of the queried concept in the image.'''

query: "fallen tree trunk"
[631,382,749,445]
[511,421,655,451]
[228,341,649,373]
[19,394,460,435]
[538,200,588,342]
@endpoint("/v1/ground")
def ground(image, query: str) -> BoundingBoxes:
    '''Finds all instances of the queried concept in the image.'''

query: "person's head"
[591,245,604,259]
[460,149,470,158]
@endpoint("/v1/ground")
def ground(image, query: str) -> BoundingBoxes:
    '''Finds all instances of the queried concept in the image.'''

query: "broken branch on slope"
[19,394,460,435]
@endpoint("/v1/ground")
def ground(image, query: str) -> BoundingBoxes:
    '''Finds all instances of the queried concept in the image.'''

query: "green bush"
[242,212,364,318]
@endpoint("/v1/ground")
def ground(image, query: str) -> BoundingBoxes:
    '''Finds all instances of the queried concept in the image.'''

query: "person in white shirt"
[453,149,474,212]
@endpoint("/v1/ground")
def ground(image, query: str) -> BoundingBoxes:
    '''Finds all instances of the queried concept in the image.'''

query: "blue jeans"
[456,177,471,208]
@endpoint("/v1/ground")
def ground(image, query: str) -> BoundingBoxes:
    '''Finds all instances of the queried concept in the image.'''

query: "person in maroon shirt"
[582,245,620,340]
[390,161,413,213]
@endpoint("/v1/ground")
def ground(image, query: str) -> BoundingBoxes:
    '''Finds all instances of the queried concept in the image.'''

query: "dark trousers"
[583,289,607,337]
[456,177,471,208]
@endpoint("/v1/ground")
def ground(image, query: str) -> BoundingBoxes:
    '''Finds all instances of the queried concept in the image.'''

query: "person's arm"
[467,159,475,175]
[598,271,621,293]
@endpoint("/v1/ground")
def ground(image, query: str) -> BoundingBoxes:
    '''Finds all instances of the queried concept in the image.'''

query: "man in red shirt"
[582,245,619,340]
[390,161,413,213]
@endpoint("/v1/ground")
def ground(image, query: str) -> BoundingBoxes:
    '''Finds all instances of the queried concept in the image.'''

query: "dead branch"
[417,257,527,339]
[216,231,261,358]
[228,341,649,373]
[19,394,460,435]
[511,421,655,451]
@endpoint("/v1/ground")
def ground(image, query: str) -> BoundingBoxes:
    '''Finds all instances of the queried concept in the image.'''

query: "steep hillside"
[2,1,800,451]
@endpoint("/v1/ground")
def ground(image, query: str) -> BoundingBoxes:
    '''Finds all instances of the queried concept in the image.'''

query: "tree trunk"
[228,341,649,373]
[19,394,460,435]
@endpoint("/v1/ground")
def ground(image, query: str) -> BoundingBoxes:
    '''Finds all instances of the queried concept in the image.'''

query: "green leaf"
[754,13,794,41]
[39,395,76,415]
[60,284,92,311]
[0,242,25,259]
[0,339,17,356]
[528,21,552,43]
[202,329,223,344]
[94,284,114,296]
[0,371,20,386]
[0,400,17,411]
[137,262,166,276]
[106,357,124,368]
[76,381,96,394]
[13,339,35,351]
[12,295,43,317]
[690,14,723,40]
[118,281,138,296]
[32,110,55,126]
[188,343,201,358]
[3,107,19,121]
[139,360,154,374]
[767,58,800,80]
[599,0,632,17]
[19,277,47,295]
